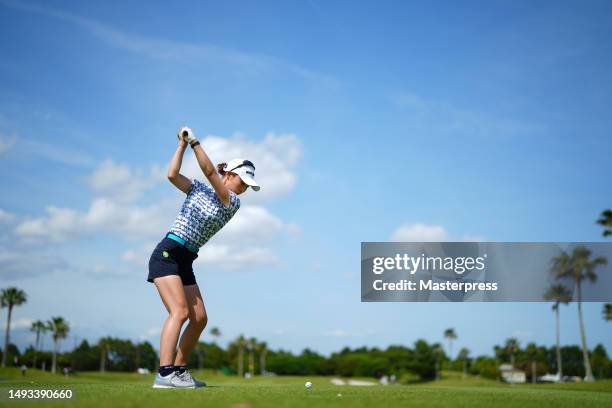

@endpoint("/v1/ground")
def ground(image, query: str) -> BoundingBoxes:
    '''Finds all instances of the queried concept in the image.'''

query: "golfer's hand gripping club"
[178,126,198,146]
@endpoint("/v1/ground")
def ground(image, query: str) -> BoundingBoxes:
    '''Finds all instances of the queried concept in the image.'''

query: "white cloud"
[117,202,299,271]
[322,329,377,339]
[323,329,351,338]
[0,132,16,154]
[390,223,450,242]
[120,241,158,267]
[0,317,34,330]
[220,205,300,243]
[14,197,177,243]
[11,130,301,270]
[0,249,70,280]
[137,326,162,342]
[13,157,178,243]
[195,244,280,270]
[0,208,16,223]
[0,246,134,281]
[512,330,533,340]
[146,327,161,337]
[116,131,302,270]
[121,235,285,271]
[389,223,485,242]
[182,132,302,204]
[84,159,165,203]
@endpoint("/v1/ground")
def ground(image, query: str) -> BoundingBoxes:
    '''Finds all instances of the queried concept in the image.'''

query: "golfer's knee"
[170,306,190,322]
[191,311,207,331]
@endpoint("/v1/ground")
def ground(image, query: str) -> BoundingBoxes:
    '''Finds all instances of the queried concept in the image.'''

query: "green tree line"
[1,336,611,382]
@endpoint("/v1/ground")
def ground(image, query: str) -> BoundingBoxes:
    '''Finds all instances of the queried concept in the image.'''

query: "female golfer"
[147,126,260,388]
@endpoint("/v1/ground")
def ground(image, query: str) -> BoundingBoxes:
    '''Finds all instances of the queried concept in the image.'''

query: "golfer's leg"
[154,275,190,366]
[174,284,208,366]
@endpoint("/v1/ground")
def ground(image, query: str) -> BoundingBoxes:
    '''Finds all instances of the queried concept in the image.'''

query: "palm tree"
[41,321,52,371]
[596,209,612,237]
[194,342,204,370]
[604,304,612,321]
[1,287,27,367]
[443,328,457,362]
[209,327,221,343]
[544,284,571,378]
[551,246,607,381]
[98,337,112,372]
[525,343,538,384]
[48,317,69,374]
[248,337,257,377]
[457,347,470,379]
[433,344,444,381]
[237,335,246,378]
[505,338,519,368]
[259,341,268,375]
[30,320,47,369]
[134,342,141,369]
[493,345,503,381]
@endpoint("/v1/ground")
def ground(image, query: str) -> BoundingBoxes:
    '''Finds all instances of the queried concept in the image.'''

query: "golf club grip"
[182,130,189,138]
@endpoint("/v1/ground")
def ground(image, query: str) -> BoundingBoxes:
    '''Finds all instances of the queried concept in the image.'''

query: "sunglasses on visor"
[229,160,255,172]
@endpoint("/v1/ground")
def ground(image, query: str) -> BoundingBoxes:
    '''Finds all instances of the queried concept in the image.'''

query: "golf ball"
[305,381,312,389]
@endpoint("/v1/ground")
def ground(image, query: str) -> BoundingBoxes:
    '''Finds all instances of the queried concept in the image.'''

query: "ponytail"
[217,162,228,176]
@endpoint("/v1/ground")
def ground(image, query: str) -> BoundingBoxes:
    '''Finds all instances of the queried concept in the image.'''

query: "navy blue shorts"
[147,237,199,286]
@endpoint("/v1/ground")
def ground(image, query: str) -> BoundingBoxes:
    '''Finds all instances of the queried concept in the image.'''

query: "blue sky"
[1,0,611,358]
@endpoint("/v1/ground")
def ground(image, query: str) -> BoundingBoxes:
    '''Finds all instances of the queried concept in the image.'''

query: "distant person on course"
[147,126,260,389]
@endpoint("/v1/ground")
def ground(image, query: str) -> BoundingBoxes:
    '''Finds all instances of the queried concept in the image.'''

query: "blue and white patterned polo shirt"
[168,178,240,248]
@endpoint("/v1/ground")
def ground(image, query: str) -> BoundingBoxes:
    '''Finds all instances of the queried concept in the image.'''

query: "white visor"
[226,158,260,191]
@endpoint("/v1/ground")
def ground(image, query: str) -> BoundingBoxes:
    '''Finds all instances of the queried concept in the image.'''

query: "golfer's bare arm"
[167,136,231,206]
[191,143,231,207]
[167,141,192,194]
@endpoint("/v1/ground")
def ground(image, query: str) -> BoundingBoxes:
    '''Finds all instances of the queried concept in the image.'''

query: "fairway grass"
[1,368,611,408]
